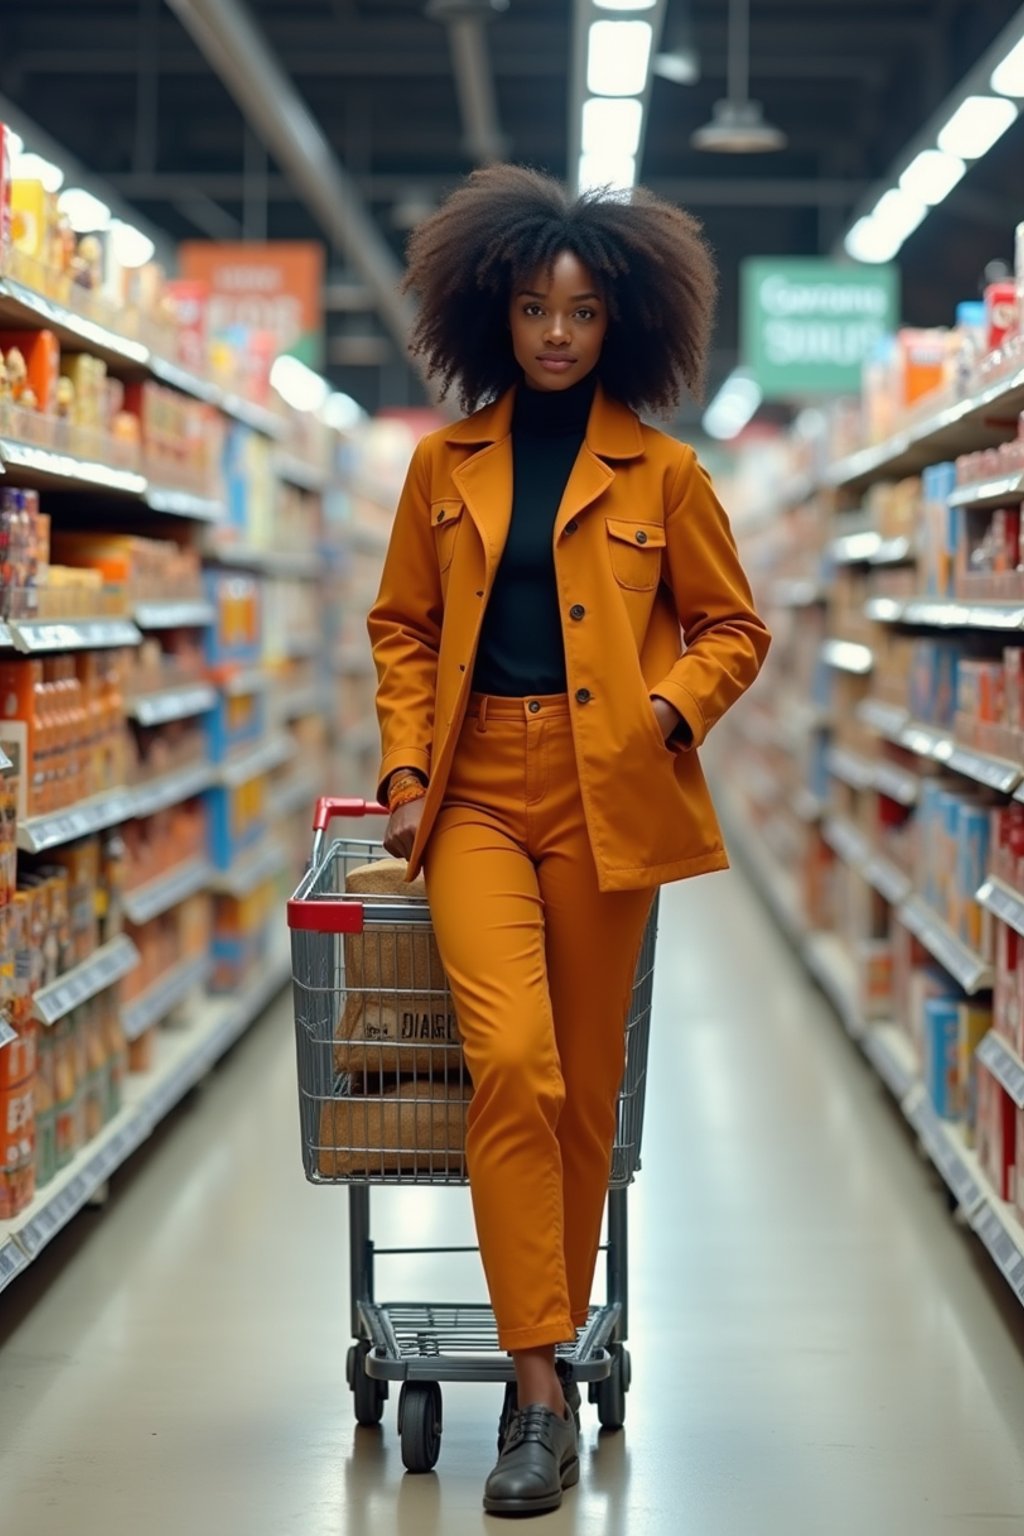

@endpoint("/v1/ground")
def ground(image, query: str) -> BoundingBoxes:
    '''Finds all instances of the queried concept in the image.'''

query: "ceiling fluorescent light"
[702,369,762,441]
[13,151,64,193]
[57,187,111,233]
[991,37,1024,97]
[871,188,927,244]
[898,148,966,205]
[594,0,656,9]
[322,391,366,432]
[587,20,653,97]
[109,220,156,269]
[581,97,644,157]
[844,216,901,265]
[578,151,637,194]
[937,94,1018,158]
[270,354,330,414]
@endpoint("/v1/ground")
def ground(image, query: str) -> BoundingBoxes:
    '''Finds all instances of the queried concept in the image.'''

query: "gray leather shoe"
[498,1360,582,1452]
[483,1404,580,1517]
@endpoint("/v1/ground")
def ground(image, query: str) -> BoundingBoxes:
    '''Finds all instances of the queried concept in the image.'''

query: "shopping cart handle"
[313,796,389,831]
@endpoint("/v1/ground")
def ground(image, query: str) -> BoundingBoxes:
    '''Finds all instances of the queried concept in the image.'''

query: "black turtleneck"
[473,371,597,697]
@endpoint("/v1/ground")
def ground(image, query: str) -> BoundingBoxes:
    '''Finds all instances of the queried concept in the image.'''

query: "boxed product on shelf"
[956,415,1024,492]
[0,1059,34,1217]
[960,1003,992,1137]
[0,653,128,818]
[205,689,265,763]
[978,1061,1017,1203]
[122,800,206,891]
[918,463,957,598]
[126,716,206,786]
[206,778,267,870]
[210,883,275,993]
[923,995,961,1120]
[204,569,261,666]
[123,381,224,497]
[0,328,61,415]
[49,531,203,609]
[992,917,1024,1051]
[125,633,207,697]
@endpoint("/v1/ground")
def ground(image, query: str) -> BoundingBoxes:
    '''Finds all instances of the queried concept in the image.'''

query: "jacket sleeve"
[366,439,443,802]
[651,447,770,750]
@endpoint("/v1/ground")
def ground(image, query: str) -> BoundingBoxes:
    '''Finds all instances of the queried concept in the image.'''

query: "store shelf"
[203,543,320,580]
[977,1031,1024,1110]
[871,536,916,568]
[134,600,216,631]
[7,617,142,654]
[144,488,224,522]
[857,697,910,740]
[18,786,140,854]
[128,681,217,728]
[221,665,270,699]
[792,787,825,824]
[268,763,320,822]
[875,597,1024,632]
[880,719,1024,795]
[863,1023,920,1104]
[0,437,147,497]
[0,936,290,1287]
[805,932,865,1040]
[210,837,289,898]
[123,857,213,926]
[771,577,825,608]
[825,362,1024,492]
[820,638,874,675]
[273,454,327,493]
[872,760,920,806]
[944,744,1022,795]
[948,473,1024,512]
[972,1197,1024,1307]
[0,273,150,368]
[217,733,294,788]
[128,760,213,819]
[907,1096,988,1218]
[863,851,913,907]
[898,895,993,994]
[823,813,870,869]
[828,529,883,565]
[33,935,140,1027]
[825,745,876,793]
[122,953,214,1043]
[898,719,952,760]
[279,632,321,662]
[272,680,327,723]
[977,876,1024,940]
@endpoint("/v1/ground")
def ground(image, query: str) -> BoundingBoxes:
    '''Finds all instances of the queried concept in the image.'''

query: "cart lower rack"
[288,797,658,1472]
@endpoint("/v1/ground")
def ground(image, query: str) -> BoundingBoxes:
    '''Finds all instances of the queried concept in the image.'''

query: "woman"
[368,164,769,1517]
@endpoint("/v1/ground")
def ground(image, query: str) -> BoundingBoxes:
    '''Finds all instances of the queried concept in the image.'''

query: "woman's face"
[509,250,608,393]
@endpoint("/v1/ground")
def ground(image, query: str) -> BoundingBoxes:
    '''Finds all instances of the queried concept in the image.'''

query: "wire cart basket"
[287,796,658,1473]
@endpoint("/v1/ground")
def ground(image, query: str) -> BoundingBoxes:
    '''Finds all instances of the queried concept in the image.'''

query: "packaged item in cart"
[317,1076,472,1179]
[959,1002,993,1136]
[978,1062,1017,1202]
[334,860,461,1077]
[923,997,961,1119]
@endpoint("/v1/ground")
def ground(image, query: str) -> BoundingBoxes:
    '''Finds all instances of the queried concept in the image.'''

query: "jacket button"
[635,529,647,544]
[575,687,591,705]
[569,604,585,621]
[565,520,579,536]
[436,509,446,522]
[528,700,541,713]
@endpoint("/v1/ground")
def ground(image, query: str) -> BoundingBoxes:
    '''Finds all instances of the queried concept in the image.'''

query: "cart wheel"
[594,1344,629,1432]
[347,1341,388,1427]
[399,1382,443,1473]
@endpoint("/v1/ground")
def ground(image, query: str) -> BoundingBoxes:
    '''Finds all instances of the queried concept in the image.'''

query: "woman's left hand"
[651,695,683,742]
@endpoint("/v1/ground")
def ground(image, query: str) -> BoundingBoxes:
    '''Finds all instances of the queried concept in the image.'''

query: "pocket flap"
[431,500,464,528]
[606,519,666,549]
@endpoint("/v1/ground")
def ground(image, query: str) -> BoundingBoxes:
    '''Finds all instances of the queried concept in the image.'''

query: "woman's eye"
[576,309,595,321]
[523,304,543,317]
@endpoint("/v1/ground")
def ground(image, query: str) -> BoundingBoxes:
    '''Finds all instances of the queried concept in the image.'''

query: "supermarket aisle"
[2,868,1024,1536]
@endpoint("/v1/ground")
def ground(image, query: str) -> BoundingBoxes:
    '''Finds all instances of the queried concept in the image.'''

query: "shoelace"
[504,1405,559,1452]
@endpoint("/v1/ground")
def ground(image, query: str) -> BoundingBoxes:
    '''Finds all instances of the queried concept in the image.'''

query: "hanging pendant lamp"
[691,0,786,153]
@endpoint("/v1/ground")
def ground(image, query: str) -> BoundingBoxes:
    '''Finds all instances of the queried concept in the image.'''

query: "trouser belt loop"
[476,695,489,734]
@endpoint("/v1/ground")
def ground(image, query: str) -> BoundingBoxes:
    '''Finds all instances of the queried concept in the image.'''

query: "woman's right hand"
[383,797,427,862]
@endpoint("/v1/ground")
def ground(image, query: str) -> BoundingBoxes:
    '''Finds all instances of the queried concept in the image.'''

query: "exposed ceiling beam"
[432,7,508,164]
[163,0,414,355]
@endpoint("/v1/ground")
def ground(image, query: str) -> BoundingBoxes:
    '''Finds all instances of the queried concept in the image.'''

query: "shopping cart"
[287,796,658,1473]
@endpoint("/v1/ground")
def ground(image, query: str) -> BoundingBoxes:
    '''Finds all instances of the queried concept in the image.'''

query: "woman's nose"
[544,321,570,345]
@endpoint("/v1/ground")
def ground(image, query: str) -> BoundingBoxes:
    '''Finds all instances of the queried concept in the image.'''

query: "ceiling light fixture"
[57,187,111,233]
[691,0,785,153]
[586,19,654,97]
[653,6,700,86]
[578,151,637,194]
[937,94,1018,158]
[702,369,762,440]
[844,216,901,266]
[322,391,367,432]
[991,36,1024,96]
[270,355,330,414]
[870,187,927,245]
[581,96,644,157]
[593,0,656,9]
[898,148,966,205]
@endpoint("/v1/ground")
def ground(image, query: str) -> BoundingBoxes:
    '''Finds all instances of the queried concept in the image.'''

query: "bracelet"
[389,781,427,811]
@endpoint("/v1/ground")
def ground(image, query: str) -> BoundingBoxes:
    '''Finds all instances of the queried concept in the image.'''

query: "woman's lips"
[537,357,576,372]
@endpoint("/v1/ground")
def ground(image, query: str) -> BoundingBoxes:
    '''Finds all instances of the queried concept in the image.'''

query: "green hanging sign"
[741,258,900,399]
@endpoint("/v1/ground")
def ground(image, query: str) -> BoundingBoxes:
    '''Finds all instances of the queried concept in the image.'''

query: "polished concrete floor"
[3,868,1024,1535]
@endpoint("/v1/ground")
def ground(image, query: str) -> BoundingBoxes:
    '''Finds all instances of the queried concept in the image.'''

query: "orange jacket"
[368,382,770,891]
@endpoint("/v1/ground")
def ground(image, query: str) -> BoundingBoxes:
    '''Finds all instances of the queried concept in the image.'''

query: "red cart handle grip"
[312,796,389,832]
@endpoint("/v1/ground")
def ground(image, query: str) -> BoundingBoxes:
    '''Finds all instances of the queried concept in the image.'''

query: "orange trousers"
[422,693,653,1351]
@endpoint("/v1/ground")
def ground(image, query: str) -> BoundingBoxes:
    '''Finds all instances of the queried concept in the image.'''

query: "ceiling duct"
[426,0,510,164]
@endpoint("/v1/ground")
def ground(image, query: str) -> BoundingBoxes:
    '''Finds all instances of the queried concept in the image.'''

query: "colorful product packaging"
[924,996,961,1119]
[958,1002,992,1135]
[979,1062,1017,1202]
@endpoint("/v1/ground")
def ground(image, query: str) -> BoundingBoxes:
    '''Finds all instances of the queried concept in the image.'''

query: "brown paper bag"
[318,1076,473,1178]
[334,859,463,1076]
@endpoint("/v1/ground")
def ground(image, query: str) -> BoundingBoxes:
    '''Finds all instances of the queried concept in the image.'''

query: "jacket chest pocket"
[605,518,667,591]
[431,500,465,574]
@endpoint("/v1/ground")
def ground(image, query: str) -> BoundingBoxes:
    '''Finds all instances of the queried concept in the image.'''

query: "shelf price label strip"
[857,698,910,741]
[976,877,1024,943]
[863,1028,918,1104]
[134,601,216,631]
[129,684,218,729]
[123,858,213,927]
[909,1098,987,1217]
[123,955,214,1043]
[0,1238,27,1291]
[976,1032,1024,1110]
[972,1205,1024,1305]
[898,897,993,995]
[8,618,143,655]
[33,935,141,1027]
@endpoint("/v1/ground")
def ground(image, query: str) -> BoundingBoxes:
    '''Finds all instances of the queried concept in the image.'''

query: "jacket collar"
[445,379,644,461]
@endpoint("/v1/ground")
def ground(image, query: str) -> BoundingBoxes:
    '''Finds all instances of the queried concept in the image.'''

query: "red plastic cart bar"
[288,796,390,933]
